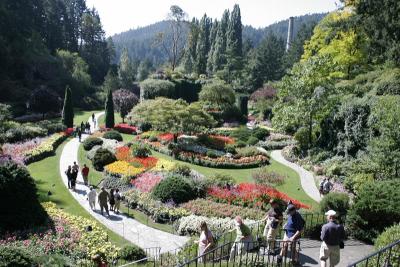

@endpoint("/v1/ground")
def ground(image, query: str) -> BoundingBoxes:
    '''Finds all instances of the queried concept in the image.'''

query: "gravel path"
[59,112,188,253]
[270,150,321,203]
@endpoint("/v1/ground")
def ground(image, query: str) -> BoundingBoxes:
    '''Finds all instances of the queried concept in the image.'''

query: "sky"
[86,0,340,36]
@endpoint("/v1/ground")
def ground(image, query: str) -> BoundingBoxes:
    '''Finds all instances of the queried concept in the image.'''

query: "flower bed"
[124,190,190,223]
[180,199,263,220]
[175,215,256,236]
[131,172,164,193]
[115,146,158,169]
[152,158,176,171]
[0,202,119,263]
[207,183,311,210]
[114,124,137,134]
[104,161,144,178]
[158,133,175,142]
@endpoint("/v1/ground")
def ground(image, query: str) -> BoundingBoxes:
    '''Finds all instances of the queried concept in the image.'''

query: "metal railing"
[347,239,400,267]
[179,239,301,267]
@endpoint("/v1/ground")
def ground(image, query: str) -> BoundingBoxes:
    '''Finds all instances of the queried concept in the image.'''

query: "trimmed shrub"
[152,175,195,204]
[0,246,34,267]
[346,180,400,243]
[103,130,123,142]
[172,164,191,177]
[92,148,116,171]
[252,169,286,187]
[0,161,47,232]
[320,192,350,217]
[131,143,151,158]
[294,127,311,151]
[252,128,270,140]
[225,144,236,154]
[230,127,252,143]
[140,79,175,99]
[118,245,147,261]
[247,136,259,146]
[206,150,218,158]
[83,137,103,151]
[375,223,400,249]
[236,146,261,157]
[234,140,247,148]
[207,173,235,187]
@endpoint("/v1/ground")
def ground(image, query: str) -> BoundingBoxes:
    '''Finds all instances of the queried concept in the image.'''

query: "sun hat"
[325,210,337,216]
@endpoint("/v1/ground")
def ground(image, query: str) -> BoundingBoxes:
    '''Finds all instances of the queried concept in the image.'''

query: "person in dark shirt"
[277,204,305,265]
[263,199,283,253]
[320,210,345,267]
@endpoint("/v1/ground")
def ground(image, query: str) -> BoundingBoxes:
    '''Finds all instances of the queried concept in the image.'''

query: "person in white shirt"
[88,186,97,210]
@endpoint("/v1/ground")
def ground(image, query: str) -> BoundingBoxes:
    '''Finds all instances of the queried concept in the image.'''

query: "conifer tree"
[118,47,135,88]
[182,18,200,73]
[62,86,74,128]
[225,4,243,77]
[195,15,212,75]
[206,20,219,75]
[210,10,229,73]
[105,89,115,128]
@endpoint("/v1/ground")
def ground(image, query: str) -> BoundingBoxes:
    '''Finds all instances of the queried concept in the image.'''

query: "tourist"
[77,128,82,142]
[109,189,115,212]
[323,178,333,195]
[114,189,121,214]
[196,221,214,263]
[91,253,107,267]
[98,187,110,216]
[92,113,95,122]
[72,161,79,173]
[65,165,72,189]
[88,186,97,210]
[229,216,254,261]
[80,121,85,133]
[81,164,90,186]
[277,204,305,266]
[86,121,91,134]
[320,210,345,267]
[262,199,283,254]
[71,169,77,191]
[319,178,326,196]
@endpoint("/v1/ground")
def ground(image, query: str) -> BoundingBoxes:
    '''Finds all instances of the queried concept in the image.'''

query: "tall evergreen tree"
[182,18,199,73]
[118,47,135,88]
[210,10,229,73]
[105,89,115,128]
[195,15,212,75]
[62,86,74,128]
[206,20,219,75]
[225,4,243,77]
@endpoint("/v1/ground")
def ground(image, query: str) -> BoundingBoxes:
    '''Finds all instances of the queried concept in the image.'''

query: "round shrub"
[247,136,259,146]
[252,128,270,140]
[92,148,116,171]
[103,130,123,142]
[235,140,247,148]
[152,175,195,204]
[131,143,151,158]
[294,127,313,151]
[346,180,400,243]
[139,122,152,132]
[206,150,218,158]
[207,173,235,187]
[0,161,47,232]
[375,223,400,249]
[225,144,236,154]
[83,137,103,151]
[320,192,350,218]
[172,164,191,177]
[118,245,146,261]
[0,246,34,267]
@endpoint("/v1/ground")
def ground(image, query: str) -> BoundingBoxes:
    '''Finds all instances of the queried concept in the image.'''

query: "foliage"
[172,164,192,177]
[246,136,259,146]
[118,245,146,262]
[206,173,235,187]
[62,87,74,128]
[0,124,47,144]
[152,175,195,204]
[83,137,104,151]
[346,180,400,243]
[250,85,277,102]
[102,175,133,192]
[236,146,261,157]
[199,80,235,110]
[0,161,47,232]
[206,150,218,158]
[344,173,374,194]
[23,133,67,164]
[103,130,123,142]
[92,148,117,171]
[181,199,264,220]
[374,224,400,251]
[131,143,151,158]
[112,89,138,122]
[319,193,350,217]
[105,89,115,128]
[140,79,175,100]
[252,168,286,187]
[118,48,135,88]
[0,246,35,267]
[29,88,60,117]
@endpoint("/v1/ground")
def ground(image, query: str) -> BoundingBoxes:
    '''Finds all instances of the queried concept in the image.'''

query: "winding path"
[59,112,188,253]
[270,150,321,203]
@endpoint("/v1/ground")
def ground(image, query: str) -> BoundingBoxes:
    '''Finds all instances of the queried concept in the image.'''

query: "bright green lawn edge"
[28,139,131,248]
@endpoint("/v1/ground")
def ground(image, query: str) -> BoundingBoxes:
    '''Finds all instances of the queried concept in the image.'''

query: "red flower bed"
[65,128,74,136]
[131,172,163,193]
[207,183,310,210]
[132,156,158,169]
[114,123,136,134]
[115,146,130,161]
[209,135,235,145]
[115,146,158,168]
[158,133,174,142]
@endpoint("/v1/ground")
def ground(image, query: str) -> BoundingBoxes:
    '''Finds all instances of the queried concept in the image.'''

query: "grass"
[73,109,102,126]
[27,139,131,248]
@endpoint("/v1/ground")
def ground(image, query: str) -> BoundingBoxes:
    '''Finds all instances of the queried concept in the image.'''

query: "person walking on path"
[262,199,283,254]
[109,189,115,212]
[323,178,333,195]
[80,121,85,133]
[196,221,214,263]
[88,186,97,210]
[229,216,254,262]
[77,128,82,142]
[86,121,91,134]
[92,113,95,122]
[81,164,90,186]
[98,187,110,216]
[277,204,305,266]
[320,210,345,267]
[319,178,326,197]
[65,166,73,189]
[114,189,121,214]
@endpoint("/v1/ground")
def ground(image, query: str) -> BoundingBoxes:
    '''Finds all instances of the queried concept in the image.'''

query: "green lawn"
[73,109,102,126]
[27,140,131,247]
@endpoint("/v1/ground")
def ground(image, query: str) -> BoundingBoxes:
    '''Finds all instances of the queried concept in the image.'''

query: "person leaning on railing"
[262,199,284,254]
[277,204,305,266]
[229,216,254,261]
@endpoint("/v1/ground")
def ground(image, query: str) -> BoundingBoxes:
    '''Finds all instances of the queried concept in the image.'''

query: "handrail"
[347,239,400,267]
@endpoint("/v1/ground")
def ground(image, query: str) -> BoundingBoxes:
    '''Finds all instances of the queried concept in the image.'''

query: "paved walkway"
[270,150,321,202]
[59,112,188,253]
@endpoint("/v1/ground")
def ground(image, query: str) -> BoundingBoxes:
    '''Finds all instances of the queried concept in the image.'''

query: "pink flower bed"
[2,137,44,164]
[114,123,137,134]
[131,172,163,192]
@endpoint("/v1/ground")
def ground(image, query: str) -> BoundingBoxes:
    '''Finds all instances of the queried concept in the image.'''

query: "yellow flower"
[105,160,144,177]
[152,158,176,171]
